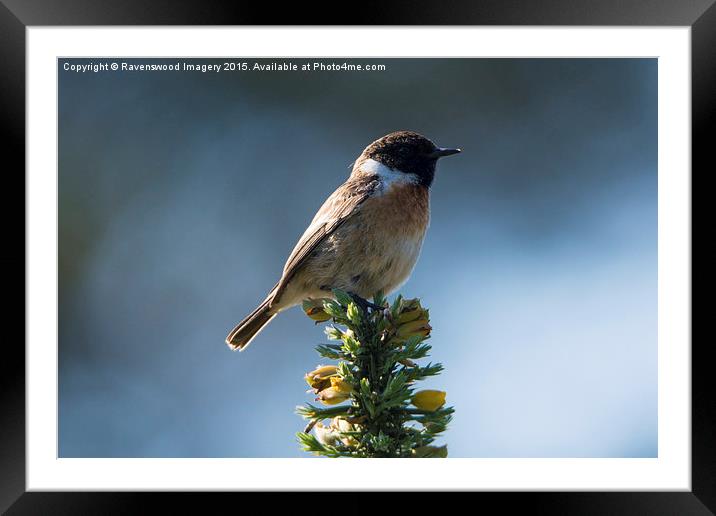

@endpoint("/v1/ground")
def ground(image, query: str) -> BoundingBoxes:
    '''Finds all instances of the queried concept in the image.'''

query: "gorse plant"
[296,289,453,458]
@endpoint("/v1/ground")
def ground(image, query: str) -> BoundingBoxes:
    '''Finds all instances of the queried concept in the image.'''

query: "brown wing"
[272,174,380,303]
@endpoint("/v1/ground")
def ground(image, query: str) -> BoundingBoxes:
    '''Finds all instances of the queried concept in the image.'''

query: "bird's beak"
[429,147,462,159]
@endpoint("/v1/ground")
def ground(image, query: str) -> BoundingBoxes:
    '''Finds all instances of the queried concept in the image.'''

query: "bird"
[226,130,461,351]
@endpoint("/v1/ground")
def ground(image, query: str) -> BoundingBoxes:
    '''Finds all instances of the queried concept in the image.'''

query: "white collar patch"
[359,158,419,189]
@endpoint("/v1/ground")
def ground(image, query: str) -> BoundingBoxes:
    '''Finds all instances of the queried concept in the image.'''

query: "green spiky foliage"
[296,289,453,458]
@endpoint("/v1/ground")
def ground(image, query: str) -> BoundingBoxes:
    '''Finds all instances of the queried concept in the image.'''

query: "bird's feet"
[348,293,384,313]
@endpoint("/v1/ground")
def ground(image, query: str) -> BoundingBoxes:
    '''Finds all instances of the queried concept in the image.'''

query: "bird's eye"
[398,147,410,156]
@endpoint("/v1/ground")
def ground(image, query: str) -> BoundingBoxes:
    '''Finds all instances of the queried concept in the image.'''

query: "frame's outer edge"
[0,0,715,25]
[5,0,712,513]
[692,0,716,513]
[0,1,26,514]
[2,492,716,515]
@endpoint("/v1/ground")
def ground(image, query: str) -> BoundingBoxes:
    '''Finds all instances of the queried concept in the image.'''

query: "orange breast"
[359,183,430,237]
[344,183,430,294]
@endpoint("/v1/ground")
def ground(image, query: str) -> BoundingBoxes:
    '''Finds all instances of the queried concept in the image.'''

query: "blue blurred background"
[58,58,657,458]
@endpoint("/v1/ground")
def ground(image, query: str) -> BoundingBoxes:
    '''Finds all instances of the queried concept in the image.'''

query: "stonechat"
[226,130,460,350]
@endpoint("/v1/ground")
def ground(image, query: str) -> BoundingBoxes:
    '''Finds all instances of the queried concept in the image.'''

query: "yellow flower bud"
[411,390,446,411]
[305,365,338,390]
[316,386,351,405]
[302,298,332,322]
[396,308,424,324]
[313,421,340,446]
[396,298,427,324]
[400,298,421,311]
[330,376,353,393]
[396,319,432,339]
[331,417,359,447]
[332,417,353,432]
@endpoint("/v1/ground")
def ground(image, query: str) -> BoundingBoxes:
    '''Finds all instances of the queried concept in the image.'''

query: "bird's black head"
[360,130,461,187]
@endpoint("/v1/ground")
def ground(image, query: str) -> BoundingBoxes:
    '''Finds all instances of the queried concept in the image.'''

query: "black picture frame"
[3,1,708,513]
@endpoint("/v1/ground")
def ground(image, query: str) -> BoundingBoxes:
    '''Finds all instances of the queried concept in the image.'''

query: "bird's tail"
[225,294,277,351]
